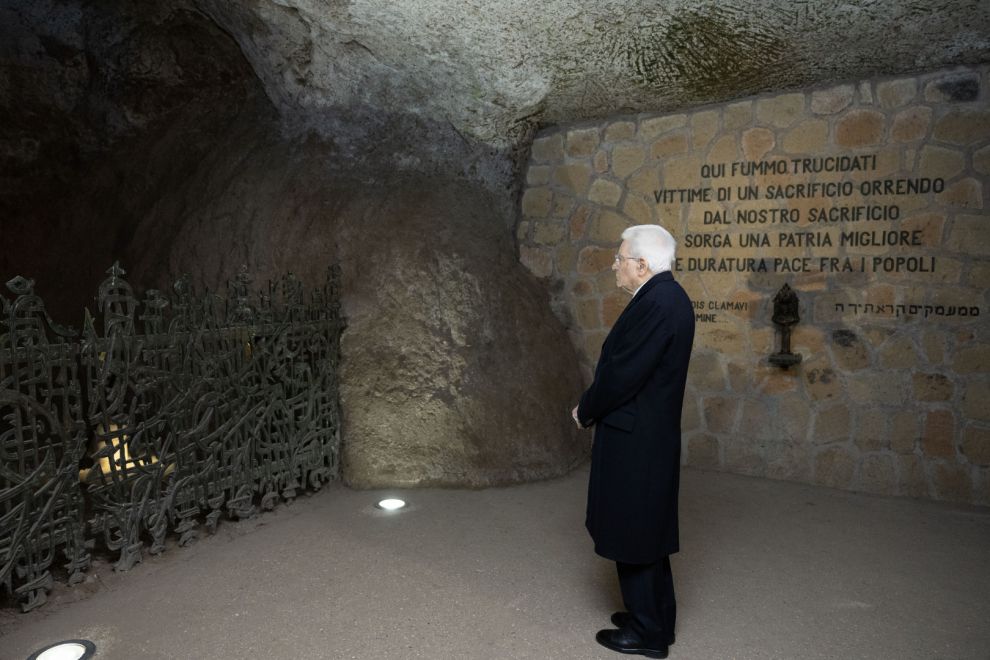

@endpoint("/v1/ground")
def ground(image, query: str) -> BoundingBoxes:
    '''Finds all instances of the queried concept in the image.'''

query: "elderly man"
[572,224,695,659]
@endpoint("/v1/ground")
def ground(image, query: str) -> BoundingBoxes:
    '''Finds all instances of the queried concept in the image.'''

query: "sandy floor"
[2,465,989,660]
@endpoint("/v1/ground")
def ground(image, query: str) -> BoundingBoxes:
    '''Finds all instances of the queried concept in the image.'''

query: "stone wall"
[518,65,990,506]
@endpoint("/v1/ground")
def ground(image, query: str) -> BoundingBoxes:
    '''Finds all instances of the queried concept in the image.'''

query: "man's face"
[612,240,643,292]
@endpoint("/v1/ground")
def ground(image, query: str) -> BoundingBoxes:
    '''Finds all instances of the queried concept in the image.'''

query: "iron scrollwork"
[0,263,343,611]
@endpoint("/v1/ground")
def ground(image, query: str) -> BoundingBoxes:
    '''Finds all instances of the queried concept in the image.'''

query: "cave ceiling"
[196,0,990,149]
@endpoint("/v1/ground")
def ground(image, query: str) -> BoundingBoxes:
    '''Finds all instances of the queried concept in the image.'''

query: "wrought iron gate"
[0,263,343,611]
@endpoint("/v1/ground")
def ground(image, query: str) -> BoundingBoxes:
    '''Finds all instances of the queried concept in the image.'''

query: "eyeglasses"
[614,253,641,264]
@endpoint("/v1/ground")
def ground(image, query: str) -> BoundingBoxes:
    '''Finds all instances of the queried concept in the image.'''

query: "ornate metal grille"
[0,264,343,611]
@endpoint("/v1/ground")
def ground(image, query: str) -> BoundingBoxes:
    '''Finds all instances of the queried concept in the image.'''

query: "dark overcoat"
[577,271,695,564]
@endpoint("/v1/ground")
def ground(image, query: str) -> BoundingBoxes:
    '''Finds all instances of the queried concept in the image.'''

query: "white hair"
[621,224,676,273]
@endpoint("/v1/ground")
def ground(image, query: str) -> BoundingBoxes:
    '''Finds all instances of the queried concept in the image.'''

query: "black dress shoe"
[610,612,675,646]
[595,627,669,658]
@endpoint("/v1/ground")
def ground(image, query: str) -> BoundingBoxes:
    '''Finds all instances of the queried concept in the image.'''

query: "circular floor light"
[376,498,407,511]
[27,640,96,660]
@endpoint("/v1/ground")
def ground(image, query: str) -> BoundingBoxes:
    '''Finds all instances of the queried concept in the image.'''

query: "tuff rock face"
[197,0,990,149]
[0,0,588,486]
[333,178,587,488]
[0,0,265,315]
[126,129,590,488]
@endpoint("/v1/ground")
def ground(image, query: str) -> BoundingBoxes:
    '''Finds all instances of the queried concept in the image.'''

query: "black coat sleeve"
[577,298,672,425]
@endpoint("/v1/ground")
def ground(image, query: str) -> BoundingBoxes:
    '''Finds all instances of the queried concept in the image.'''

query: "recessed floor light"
[376,498,407,511]
[27,640,96,660]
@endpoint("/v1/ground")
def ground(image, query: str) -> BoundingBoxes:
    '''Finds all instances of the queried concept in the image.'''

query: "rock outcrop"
[333,178,587,487]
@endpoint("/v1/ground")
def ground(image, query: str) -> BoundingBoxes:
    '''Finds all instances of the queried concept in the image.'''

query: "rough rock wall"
[119,131,589,488]
[0,0,264,321]
[518,65,990,505]
[192,0,990,151]
[109,120,589,487]
[1,0,587,488]
[334,180,587,487]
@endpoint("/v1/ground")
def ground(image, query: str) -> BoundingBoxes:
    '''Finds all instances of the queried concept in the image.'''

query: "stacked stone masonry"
[518,65,990,506]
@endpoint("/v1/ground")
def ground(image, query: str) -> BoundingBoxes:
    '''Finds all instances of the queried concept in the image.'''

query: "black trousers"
[616,557,676,646]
